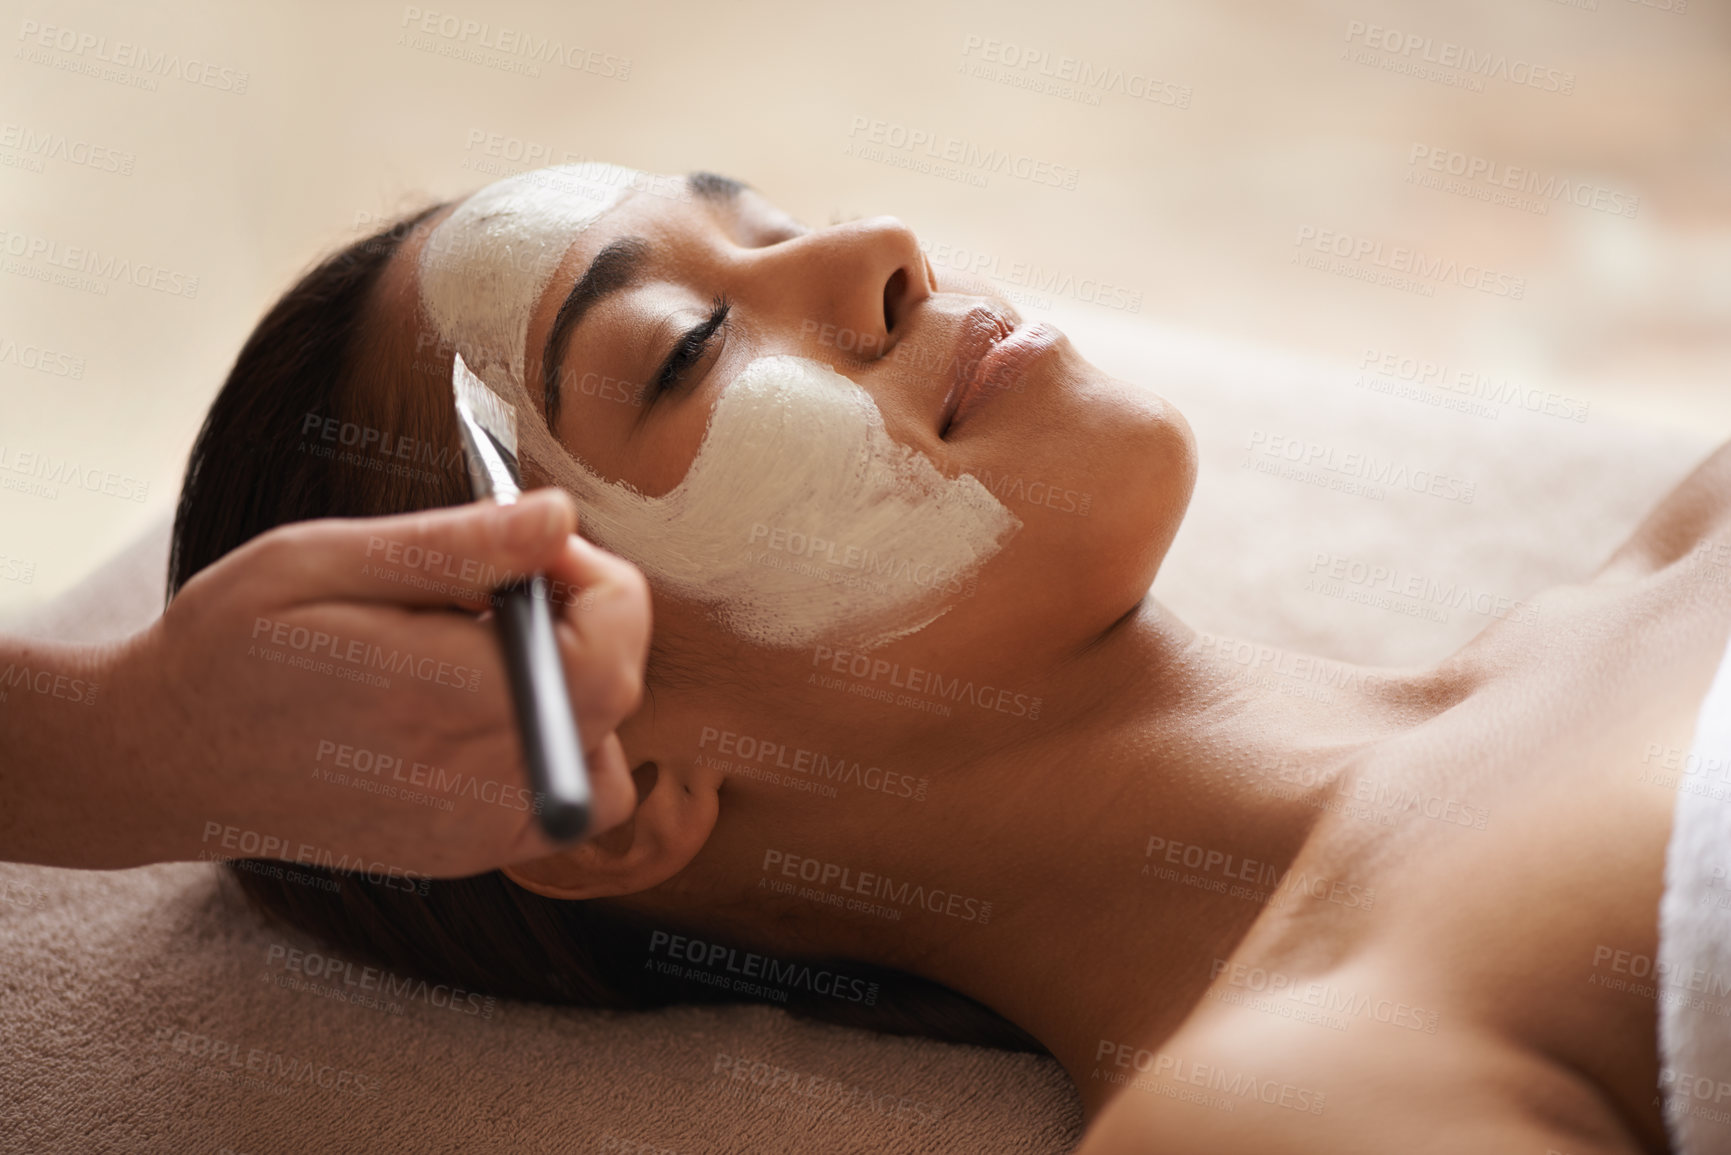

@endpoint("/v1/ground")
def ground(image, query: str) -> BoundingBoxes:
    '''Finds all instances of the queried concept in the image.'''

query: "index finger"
[256,488,580,609]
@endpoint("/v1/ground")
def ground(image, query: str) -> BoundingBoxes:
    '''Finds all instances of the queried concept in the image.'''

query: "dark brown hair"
[168,208,1043,1052]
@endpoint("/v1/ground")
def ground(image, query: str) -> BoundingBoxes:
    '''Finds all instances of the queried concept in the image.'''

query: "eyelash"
[650,296,731,400]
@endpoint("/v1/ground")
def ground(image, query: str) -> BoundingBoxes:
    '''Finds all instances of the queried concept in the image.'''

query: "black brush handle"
[494,575,591,842]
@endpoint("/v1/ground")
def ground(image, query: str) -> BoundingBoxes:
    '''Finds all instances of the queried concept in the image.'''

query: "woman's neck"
[705,596,1476,1120]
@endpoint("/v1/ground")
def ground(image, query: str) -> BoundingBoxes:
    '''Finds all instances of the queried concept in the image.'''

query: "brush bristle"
[451,353,518,458]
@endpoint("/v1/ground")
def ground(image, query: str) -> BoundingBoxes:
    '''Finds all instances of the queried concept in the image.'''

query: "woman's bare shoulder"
[1597,434,1731,583]
[1070,979,1647,1155]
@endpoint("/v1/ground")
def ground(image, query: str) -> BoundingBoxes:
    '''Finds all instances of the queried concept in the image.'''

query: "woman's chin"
[1068,370,1196,589]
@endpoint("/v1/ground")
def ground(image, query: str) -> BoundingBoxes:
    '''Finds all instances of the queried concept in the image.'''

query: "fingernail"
[504,493,560,550]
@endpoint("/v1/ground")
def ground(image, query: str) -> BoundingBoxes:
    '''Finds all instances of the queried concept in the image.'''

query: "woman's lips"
[939,317,1059,437]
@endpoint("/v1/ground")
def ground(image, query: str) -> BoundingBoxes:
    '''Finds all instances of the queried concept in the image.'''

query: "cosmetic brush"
[450,352,592,841]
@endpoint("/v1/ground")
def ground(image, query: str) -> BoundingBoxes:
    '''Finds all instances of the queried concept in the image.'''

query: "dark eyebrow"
[687,171,747,204]
[542,236,649,427]
[540,174,747,425]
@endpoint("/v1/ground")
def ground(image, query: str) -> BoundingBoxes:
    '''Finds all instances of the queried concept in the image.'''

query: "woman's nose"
[758,216,931,361]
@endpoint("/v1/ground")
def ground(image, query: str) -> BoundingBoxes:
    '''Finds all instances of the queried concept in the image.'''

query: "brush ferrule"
[451,352,523,502]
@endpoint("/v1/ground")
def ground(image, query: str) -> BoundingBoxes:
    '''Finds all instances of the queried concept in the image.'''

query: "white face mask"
[418,163,1020,649]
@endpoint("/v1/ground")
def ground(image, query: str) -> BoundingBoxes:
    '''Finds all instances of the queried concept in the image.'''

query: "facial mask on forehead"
[419,161,646,399]
[418,165,1020,649]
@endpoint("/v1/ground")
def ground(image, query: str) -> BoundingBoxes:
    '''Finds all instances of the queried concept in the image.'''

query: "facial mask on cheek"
[508,356,1021,649]
[418,165,1019,648]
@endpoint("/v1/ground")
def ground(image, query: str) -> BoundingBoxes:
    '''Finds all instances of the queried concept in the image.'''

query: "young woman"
[172,162,1731,1154]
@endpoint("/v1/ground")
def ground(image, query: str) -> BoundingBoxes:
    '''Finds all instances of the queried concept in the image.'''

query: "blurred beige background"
[2,0,1728,612]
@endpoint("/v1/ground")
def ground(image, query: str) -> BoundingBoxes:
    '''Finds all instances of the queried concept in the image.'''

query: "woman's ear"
[503,760,718,900]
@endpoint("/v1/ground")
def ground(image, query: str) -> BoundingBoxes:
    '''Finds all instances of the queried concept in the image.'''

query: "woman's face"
[402,167,1195,717]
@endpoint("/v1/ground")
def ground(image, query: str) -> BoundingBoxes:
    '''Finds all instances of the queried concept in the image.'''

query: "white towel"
[1659,631,1731,1153]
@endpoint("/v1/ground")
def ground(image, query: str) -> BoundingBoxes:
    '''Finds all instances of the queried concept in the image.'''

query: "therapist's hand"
[104,488,648,878]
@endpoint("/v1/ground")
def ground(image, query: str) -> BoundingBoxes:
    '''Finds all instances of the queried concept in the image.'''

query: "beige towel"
[2,311,1713,1153]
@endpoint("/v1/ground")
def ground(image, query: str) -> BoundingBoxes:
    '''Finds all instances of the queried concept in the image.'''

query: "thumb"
[256,487,579,608]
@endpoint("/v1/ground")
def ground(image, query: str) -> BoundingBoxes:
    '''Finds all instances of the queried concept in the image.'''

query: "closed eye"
[647,296,730,404]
